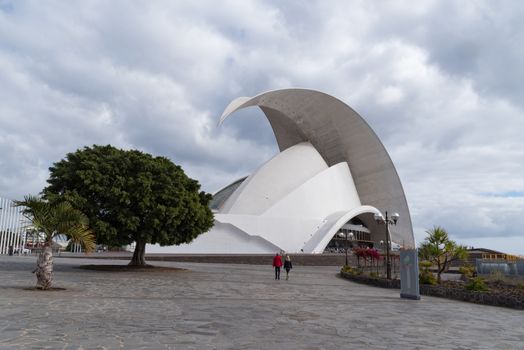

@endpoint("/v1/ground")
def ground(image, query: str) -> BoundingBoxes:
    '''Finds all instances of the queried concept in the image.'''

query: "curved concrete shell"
[220,88,414,247]
[147,88,414,254]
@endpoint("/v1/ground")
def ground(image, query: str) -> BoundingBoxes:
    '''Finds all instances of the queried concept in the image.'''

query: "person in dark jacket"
[272,253,283,280]
[283,255,293,280]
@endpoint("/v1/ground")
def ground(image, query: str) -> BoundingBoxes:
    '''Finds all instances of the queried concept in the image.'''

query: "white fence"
[0,196,30,255]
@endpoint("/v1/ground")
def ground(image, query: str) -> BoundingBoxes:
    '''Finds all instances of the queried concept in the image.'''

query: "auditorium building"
[148,89,414,254]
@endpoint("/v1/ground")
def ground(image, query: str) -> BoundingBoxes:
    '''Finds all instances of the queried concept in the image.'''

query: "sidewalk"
[0,256,522,349]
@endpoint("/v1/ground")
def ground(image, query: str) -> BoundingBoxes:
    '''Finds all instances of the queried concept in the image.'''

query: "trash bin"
[8,245,13,256]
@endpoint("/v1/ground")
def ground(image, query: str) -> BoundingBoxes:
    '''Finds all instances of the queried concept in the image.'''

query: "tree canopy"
[44,145,214,265]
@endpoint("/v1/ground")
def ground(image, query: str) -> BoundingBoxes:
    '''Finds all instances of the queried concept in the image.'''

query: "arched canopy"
[219,88,414,247]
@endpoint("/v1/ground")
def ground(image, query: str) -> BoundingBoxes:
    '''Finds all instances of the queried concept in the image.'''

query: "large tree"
[418,226,468,283]
[16,195,96,289]
[44,145,214,266]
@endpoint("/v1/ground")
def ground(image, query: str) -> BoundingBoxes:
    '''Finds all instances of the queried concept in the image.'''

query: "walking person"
[273,253,283,280]
[284,255,293,280]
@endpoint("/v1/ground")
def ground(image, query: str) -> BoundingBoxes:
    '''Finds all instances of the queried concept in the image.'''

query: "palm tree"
[15,195,95,290]
[418,226,468,283]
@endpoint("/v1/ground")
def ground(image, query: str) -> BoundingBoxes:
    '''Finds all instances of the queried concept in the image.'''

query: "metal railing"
[0,196,30,255]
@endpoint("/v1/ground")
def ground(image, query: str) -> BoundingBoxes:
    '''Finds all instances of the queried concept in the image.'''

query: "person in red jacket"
[273,253,283,280]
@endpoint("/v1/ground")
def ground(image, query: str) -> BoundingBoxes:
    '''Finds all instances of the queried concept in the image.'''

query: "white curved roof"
[215,142,367,252]
[221,142,328,215]
[220,88,414,247]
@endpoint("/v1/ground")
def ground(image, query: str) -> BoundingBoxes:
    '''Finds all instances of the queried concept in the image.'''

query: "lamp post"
[338,231,355,266]
[374,211,399,280]
[338,231,348,266]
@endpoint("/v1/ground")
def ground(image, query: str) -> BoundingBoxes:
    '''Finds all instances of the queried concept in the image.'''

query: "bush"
[369,271,379,279]
[458,264,476,278]
[419,261,437,285]
[420,271,437,285]
[517,283,524,290]
[341,265,353,274]
[465,277,489,292]
[340,265,363,276]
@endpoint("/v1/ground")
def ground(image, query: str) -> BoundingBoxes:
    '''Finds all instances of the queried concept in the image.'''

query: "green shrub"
[420,270,437,285]
[517,283,524,290]
[465,277,489,292]
[369,271,379,279]
[458,264,475,278]
[340,265,363,276]
[419,261,437,285]
[340,265,353,274]
[419,261,432,268]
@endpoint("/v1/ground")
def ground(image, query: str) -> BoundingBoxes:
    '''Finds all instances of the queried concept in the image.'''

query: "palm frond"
[54,201,89,233]
[15,195,95,251]
[15,195,54,240]
[67,225,96,252]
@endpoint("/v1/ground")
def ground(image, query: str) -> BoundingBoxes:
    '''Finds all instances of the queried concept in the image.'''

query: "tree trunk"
[129,240,147,266]
[437,260,442,284]
[35,244,53,290]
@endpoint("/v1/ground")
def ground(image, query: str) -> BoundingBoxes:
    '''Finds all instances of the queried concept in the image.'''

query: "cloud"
[482,191,524,198]
[0,0,523,253]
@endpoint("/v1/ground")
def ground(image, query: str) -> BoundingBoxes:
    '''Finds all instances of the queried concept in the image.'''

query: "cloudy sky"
[1,0,523,254]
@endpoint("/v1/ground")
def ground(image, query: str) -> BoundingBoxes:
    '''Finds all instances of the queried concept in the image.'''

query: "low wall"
[339,272,524,310]
[419,284,524,309]
[340,271,400,288]
[58,252,353,266]
[146,254,350,266]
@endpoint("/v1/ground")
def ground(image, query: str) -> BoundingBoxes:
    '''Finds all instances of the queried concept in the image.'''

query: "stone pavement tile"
[0,256,523,349]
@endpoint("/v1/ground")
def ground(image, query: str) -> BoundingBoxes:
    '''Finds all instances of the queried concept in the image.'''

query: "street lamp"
[338,231,348,266]
[338,230,355,266]
[374,211,399,280]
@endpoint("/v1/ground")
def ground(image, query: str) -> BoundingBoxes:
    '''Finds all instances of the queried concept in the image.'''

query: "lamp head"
[374,213,384,223]
[391,212,400,224]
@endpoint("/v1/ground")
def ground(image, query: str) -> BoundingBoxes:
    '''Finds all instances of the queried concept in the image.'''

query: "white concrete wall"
[147,222,280,254]
[262,162,361,219]
[221,142,328,215]
[211,144,364,253]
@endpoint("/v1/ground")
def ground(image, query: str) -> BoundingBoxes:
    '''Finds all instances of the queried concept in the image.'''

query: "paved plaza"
[0,256,523,349]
